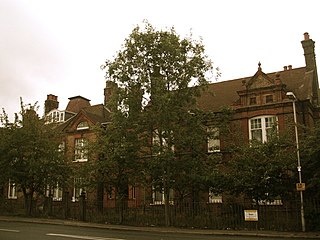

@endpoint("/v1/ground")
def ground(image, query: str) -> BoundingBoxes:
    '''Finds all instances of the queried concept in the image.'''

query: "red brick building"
[199,32,318,147]
[196,32,319,204]
[3,33,318,211]
[44,95,111,204]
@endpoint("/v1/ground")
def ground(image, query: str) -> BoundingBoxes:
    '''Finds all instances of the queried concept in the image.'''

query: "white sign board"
[244,210,258,221]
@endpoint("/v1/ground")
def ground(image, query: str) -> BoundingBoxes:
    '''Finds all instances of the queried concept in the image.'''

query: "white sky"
[1,0,319,118]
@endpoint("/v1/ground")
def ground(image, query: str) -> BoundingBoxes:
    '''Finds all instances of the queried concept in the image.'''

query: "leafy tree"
[90,101,143,223]
[202,108,235,196]
[101,21,216,226]
[0,111,11,201]
[300,124,320,198]
[0,100,70,215]
[299,123,320,230]
[224,133,296,203]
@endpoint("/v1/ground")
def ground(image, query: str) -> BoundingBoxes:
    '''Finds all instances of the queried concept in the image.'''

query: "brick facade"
[3,33,319,211]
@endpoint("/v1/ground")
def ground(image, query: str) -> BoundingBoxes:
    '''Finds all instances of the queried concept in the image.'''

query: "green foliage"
[0,100,70,214]
[224,134,296,202]
[0,118,10,188]
[99,21,217,210]
[300,124,320,198]
[102,21,214,107]
[92,112,142,200]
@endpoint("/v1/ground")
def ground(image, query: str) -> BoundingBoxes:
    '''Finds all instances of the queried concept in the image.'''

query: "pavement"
[1,215,320,239]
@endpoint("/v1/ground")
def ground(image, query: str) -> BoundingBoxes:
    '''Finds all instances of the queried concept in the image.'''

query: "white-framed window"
[249,116,277,142]
[256,194,283,206]
[207,127,220,152]
[257,199,283,206]
[45,183,63,201]
[53,183,63,201]
[72,178,85,202]
[208,188,222,203]
[8,179,17,199]
[77,121,89,130]
[151,186,174,205]
[58,141,65,153]
[74,138,88,162]
[152,129,174,154]
[47,110,65,123]
[129,186,136,200]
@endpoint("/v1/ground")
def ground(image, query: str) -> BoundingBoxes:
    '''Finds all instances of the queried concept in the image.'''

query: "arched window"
[77,121,89,130]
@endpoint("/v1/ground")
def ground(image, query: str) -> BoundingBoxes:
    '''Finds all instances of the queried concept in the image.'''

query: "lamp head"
[286,91,296,100]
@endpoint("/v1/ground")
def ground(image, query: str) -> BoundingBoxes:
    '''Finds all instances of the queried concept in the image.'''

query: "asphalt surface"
[1,215,320,239]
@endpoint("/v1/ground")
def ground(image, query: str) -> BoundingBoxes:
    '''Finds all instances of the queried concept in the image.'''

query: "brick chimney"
[301,32,317,72]
[301,32,319,105]
[104,81,118,106]
[44,94,59,115]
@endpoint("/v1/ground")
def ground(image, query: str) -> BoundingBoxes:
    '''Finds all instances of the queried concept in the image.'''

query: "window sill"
[8,197,18,200]
[73,159,88,163]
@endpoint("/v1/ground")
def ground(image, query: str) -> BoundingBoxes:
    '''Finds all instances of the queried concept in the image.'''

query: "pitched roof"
[197,66,310,112]
[82,104,111,123]
[65,96,91,113]
[58,104,111,132]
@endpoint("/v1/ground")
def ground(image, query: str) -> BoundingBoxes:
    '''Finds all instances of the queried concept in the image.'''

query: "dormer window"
[265,94,274,103]
[47,110,65,123]
[77,121,89,130]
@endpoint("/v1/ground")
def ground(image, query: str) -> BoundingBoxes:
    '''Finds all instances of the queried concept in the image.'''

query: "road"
[0,221,317,240]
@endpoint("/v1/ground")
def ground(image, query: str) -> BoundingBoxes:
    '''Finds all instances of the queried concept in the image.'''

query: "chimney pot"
[45,94,59,115]
[283,66,288,71]
[288,65,292,70]
[301,32,316,72]
[104,81,118,106]
[47,94,58,101]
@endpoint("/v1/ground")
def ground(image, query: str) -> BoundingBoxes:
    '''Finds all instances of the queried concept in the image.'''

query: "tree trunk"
[97,182,104,213]
[164,184,170,226]
[115,186,124,224]
[23,188,34,216]
[80,191,86,221]
[63,191,70,219]
[119,198,124,224]
[116,178,128,224]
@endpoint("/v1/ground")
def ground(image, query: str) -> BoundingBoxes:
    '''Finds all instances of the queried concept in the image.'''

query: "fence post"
[47,194,53,216]
[63,191,70,219]
[80,191,86,221]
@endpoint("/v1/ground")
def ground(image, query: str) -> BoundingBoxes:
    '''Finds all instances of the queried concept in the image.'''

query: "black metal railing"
[1,196,319,231]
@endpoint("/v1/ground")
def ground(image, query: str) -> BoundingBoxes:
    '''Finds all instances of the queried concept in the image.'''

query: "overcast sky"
[1,0,319,118]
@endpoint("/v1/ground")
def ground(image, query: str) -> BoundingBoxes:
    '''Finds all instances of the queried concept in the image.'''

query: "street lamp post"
[286,91,306,232]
